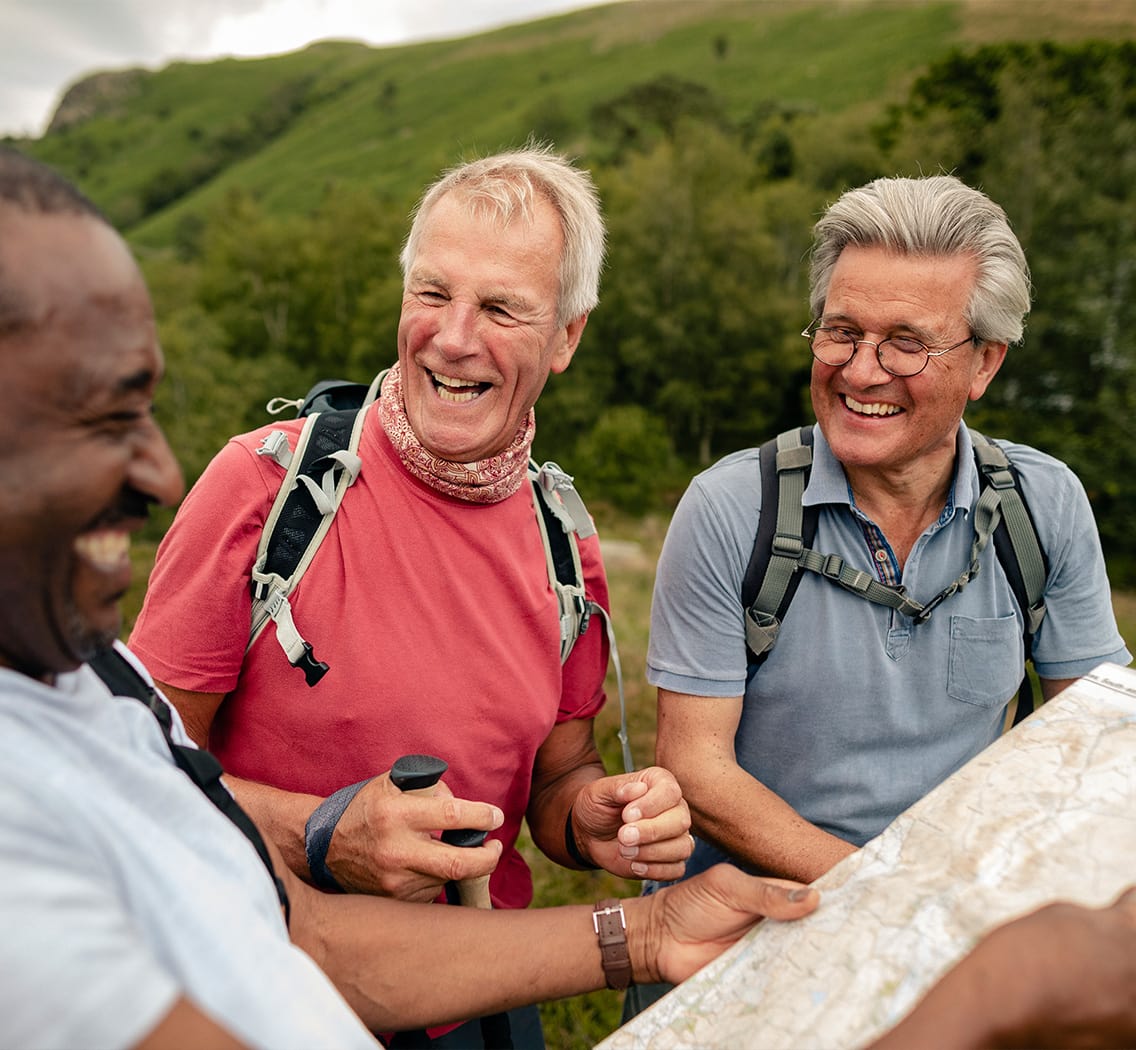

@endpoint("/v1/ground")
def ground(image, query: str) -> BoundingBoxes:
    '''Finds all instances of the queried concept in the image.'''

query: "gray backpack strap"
[744,428,815,660]
[744,426,1049,665]
[970,429,1048,637]
[531,461,592,664]
[531,461,632,774]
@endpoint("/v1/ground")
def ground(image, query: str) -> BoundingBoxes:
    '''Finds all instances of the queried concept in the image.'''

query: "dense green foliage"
[13,5,1136,575]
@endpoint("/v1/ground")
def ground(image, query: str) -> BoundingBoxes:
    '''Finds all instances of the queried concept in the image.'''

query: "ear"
[968,340,1007,401]
[550,314,588,375]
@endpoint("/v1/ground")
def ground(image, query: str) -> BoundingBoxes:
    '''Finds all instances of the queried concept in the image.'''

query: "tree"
[588,122,813,468]
[885,42,1136,578]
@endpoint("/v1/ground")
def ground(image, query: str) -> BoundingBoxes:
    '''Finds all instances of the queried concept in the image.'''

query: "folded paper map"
[601,662,1136,1050]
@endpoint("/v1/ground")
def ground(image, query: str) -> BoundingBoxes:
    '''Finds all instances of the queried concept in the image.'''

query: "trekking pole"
[390,754,492,909]
[390,754,510,1048]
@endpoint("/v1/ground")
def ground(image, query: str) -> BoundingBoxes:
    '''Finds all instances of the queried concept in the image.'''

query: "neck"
[846,454,956,568]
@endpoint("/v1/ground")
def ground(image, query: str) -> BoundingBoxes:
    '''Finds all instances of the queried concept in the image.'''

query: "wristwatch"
[593,899,632,990]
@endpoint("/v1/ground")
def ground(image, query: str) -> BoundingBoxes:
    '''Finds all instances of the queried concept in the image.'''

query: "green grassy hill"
[14,0,1135,252]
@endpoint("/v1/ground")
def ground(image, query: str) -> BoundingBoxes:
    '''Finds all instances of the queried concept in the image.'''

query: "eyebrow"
[822,313,936,341]
[115,367,158,395]
[409,270,534,315]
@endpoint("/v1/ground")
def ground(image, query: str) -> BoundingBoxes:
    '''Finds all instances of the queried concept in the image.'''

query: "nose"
[129,418,185,508]
[839,338,892,385]
[433,300,479,359]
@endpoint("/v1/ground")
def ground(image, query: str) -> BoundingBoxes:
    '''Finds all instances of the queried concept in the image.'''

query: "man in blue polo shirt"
[646,174,1129,893]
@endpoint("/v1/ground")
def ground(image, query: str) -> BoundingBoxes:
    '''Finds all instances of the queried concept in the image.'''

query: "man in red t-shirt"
[129,147,693,1044]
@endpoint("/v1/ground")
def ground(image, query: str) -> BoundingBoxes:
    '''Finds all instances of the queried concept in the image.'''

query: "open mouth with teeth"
[844,395,903,418]
[430,369,491,403]
[73,528,132,575]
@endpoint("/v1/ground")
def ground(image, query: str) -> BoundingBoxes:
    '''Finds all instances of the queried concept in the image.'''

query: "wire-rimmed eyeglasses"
[802,321,979,378]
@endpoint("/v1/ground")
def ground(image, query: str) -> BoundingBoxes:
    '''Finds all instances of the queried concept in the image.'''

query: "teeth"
[431,371,483,403]
[846,396,902,417]
[74,530,131,572]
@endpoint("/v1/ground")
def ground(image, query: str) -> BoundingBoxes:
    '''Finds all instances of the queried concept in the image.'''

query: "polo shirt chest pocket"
[946,613,1024,707]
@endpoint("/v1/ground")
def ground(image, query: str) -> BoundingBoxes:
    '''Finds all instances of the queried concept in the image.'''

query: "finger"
[384,792,505,835]
[578,775,643,817]
[615,768,684,821]
[617,802,691,851]
[690,864,820,919]
[617,828,694,867]
[434,795,505,833]
[433,837,504,883]
[375,838,504,902]
[623,857,688,882]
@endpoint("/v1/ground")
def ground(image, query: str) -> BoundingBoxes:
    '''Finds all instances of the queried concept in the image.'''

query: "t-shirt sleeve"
[556,530,610,723]
[1015,446,1132,677]
[130,433,283,694]
[0,782,180,1048]
[647,464,758,697]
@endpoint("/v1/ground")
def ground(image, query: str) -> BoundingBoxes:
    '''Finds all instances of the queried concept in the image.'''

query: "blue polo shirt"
[648,423,1130,863]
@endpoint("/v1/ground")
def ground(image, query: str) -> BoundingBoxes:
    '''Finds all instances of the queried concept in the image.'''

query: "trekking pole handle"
[390,754,492,910]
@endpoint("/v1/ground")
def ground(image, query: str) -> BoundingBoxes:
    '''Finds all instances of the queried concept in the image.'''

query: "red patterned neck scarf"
[377,363,535,504]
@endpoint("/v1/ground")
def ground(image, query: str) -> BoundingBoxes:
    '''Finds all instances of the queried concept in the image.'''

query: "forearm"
[657,690,853,883]
[682,765,853,883]
[225,774,323,880]
[294,887,636,1030]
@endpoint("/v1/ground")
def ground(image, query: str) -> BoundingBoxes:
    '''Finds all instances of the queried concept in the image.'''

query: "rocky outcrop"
[46,68,150,134]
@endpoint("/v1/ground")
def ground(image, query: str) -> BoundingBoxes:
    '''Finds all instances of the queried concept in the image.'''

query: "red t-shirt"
[130,407,609,910]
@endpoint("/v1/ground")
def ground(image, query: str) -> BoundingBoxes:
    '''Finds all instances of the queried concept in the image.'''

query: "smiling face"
[810,244,1007,487]
[0,210,184,679]
[396,189,587,463]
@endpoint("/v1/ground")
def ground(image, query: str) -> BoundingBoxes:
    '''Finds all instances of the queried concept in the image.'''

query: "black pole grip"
[390,753,448,791]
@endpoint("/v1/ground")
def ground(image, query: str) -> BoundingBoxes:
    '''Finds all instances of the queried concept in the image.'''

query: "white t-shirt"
[0,644,377,1050]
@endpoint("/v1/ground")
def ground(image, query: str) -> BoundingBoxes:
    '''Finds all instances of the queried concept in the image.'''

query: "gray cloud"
[0,0,599,138]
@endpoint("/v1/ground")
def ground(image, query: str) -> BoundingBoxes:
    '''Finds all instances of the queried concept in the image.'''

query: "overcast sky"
[1,0,608,138]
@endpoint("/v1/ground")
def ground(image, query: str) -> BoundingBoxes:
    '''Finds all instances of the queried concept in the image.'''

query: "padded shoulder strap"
[969,429,1048,652]
[88,648,290,923]
[530,460,633,773]
[743,426,816,666]
[970,429,1049,726]
[530,461,591,664]
[248,373,380,686]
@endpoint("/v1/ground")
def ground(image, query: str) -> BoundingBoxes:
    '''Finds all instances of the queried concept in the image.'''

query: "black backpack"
[741,426,1048,723]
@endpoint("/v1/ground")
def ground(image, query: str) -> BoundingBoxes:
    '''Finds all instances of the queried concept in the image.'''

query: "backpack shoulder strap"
[529,460,595,664]
[88,647,290,923]
[530,460,633,774]
[969,430,1049,648]
[248,373,380,686]
[969,429,1049,725]
[743,426,817,667]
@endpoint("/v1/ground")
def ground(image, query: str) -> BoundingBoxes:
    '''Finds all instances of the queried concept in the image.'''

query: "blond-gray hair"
[400,144,605,326]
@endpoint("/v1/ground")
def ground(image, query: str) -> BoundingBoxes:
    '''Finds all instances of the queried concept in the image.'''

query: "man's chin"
[64,604,123,666]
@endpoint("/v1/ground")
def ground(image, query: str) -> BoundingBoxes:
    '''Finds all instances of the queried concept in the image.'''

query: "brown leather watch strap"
[593,898,632,990]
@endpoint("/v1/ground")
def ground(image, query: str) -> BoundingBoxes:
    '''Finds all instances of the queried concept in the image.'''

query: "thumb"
[701,865,820,921]
[748,877,820,921]
[577,776,634,815]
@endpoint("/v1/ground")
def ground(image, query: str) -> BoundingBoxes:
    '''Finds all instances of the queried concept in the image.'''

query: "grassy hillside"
[15,0,1135,252]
